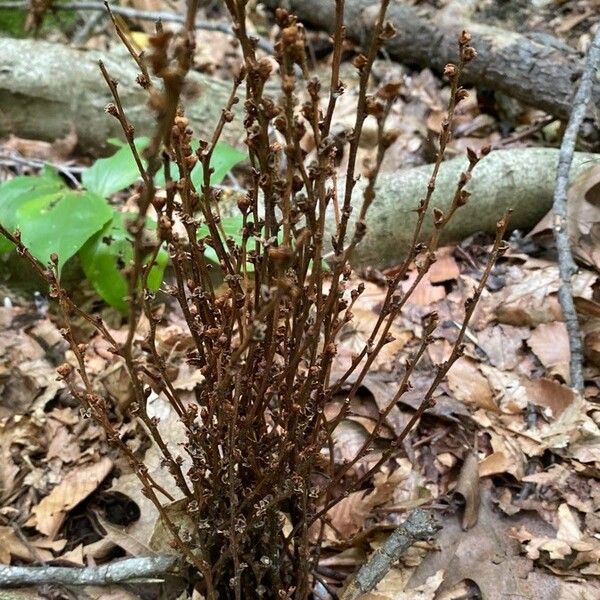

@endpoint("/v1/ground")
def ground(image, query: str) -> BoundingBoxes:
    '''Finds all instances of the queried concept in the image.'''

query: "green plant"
[0,2,509,598]
[0,137,245,311]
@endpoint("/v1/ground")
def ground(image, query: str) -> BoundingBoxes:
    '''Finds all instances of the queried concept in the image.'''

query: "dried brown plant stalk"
[0,2,510,598]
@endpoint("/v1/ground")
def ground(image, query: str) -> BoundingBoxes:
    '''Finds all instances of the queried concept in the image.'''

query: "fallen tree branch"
[263,0,599,136]
[336,148,599,268]
[552,28,600,392]
[0,1,274,54]
[340,510,440,600]
[0,38,246,156]
[0,555,178,587]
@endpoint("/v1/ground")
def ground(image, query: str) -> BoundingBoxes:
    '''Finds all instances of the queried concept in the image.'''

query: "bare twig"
[0,556,177,587]
[340,510,440,600]
[552,27,600,393]
[0,1,274,54]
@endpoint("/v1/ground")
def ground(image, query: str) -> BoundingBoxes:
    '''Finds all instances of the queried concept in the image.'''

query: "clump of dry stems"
[1,1,509,598]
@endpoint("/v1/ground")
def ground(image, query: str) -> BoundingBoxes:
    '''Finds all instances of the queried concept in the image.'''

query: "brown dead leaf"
[513,503,598,564]
[362,569,444,600]
[408,486,562,599]
[0,527,53,564]
[454,453,480,530]
[30,457,113,537]
[447,357,498,412]
[332,419,371,465]
[107,395,190,552]
[523,378,575,419]
[401,271,446,307]
[428,249,459,284]
[528,322,570,379]
[337,306,412,372]
[326,469,406,541]
[479,431,526,480]
[476,325,528,371]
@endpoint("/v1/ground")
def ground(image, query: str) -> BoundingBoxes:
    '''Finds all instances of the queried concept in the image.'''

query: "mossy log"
[0,38,246,156]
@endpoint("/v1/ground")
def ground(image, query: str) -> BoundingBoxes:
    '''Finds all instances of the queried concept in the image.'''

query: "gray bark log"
[0,38,245,156]
[0,555,176,587]
[343,148,598,268]
[263,0,597,131]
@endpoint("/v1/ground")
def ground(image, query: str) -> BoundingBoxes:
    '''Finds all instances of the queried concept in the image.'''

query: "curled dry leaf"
[531,164,600,272]
[454,452,480,530]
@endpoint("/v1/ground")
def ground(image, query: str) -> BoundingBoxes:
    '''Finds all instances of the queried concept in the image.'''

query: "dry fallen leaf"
[29,457,113,537]
[454,453,480,530]
[447,357,498,412]
[0,526,53,564]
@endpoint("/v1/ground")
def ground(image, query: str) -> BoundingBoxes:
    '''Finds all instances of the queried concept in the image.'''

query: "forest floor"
[1,1,600,599]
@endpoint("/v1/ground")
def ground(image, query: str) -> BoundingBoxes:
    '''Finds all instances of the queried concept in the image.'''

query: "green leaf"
[16,189,113,271]
[0,168,66,253]
[197,215,245,244]
[155,142,246,188]
[82,137,150,197]
[196,143,247,188]
[80,212,167,313]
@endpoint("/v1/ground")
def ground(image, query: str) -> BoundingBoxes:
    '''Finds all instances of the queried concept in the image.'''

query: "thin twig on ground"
[552,27,600,393]
[0,1,274,54]
[340,510,440,600]
[0,556,177,587]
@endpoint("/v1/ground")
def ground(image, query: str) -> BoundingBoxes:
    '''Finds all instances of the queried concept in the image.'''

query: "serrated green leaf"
[82,137,150,197]
[15,189,113,271]
[0,168,66,253]
[80,212,167,312]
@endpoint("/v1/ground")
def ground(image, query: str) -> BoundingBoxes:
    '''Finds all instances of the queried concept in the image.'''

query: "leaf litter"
[2,15,600,600]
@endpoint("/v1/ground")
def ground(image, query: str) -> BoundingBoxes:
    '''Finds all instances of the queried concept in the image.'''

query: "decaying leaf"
[29,457,113,537]
[453,453,480,530]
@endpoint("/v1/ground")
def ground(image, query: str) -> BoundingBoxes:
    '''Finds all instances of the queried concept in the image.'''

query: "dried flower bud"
[275,7,289,24]
[459,171,471,186]
[174,115,189,130]
[257,57,273,81]
[378,80,402,100]
[104,103,118,117]
[136,73,150,89]
[56,363,72,378]
[457,190,471,206]
[353,54,368,71]
[456,88,470,103]
[462,46,477,62]
[185,154,198,170]
[466,147,478,167]
[459,30,472,46]
[365,96,384,118]
[443,63,458,79]
[379,21,397,40]
[237,194,252,214]
[432,207,444,227]
[481,144,492,156]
